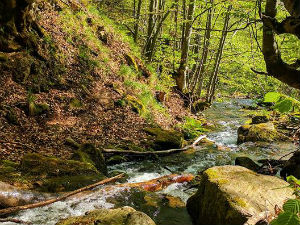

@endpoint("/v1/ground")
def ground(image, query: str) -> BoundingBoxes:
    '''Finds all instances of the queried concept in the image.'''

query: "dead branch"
[0,174,124,217]
[0,218,31,224]
[103,135,207,156]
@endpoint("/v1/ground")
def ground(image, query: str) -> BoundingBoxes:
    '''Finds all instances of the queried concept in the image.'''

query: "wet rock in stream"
[187,165,294,225]
[237,122,288,144]
[56,206,156,225]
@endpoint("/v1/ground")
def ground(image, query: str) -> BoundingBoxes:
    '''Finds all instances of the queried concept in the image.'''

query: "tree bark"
[176,0,196,91]
[206,5,231,103]
[262,0,300,90]
[190,0,213,96]
[133,0,142,42]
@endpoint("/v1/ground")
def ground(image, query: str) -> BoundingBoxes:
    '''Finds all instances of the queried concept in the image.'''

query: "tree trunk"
[261,0,300,89]
[133,0,142,42]
[176,0,196,91]
[206,5,232,103]
[190,0,213,96]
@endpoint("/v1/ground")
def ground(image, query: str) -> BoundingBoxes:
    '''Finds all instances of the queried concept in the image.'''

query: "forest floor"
[0,1,194,162]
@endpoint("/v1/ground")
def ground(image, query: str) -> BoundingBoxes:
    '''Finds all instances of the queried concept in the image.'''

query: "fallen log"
[116,174,195,192]
[0,174,124,217]
[103,135,207,156]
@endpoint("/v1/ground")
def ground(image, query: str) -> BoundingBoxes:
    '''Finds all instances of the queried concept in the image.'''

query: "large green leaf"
[271,212,300,225]
[283,199,300,214]
[274,99,293,113]
[264,92,282,103]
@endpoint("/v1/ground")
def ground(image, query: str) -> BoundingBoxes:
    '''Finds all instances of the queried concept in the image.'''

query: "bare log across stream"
[103,135,207,156]
[115,174,195,192]
[0,174,124,217]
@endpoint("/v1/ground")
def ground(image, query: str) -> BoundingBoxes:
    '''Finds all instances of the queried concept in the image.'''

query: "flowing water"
[4,99,297,225]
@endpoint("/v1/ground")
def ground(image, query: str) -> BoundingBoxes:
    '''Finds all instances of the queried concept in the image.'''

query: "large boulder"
[237,122,287,144]
[187,166,294,225]
[56,206,156,225]
[0,155,106,192]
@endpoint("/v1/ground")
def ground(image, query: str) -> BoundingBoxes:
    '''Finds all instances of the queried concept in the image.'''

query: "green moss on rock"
[20,153,99,177]
[72,143,108,175]
[125,95,145,115]
[187,166,295,225]
[237,122,287,144]
[144,127,183,150]
[56,207,156,225]
[40,174,106,192]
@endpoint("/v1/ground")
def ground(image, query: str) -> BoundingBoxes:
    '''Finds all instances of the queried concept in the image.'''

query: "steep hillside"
[0,0,193,162]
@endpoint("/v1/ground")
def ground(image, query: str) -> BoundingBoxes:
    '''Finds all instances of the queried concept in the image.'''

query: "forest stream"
[3,99,297,225]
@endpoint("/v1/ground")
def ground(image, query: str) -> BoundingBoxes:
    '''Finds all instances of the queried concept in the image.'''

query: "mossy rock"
[39,174,106,192]
[20,153,99,177]
[251,116,269,124]
[144,128,183,150]
[5,108,19,125]
[72,143,108,175]
[107,155,128,164]
[187,166,295,225]
[192,101,211,113]
[237,122,287,144]
[0,53,8,62]
[281,151,300,179]
[56,206,156,225]
[124,53,139,72]
[235,157,260,172]
[125,95,145,115]
[28,102,50,116]
[0,160,32,188]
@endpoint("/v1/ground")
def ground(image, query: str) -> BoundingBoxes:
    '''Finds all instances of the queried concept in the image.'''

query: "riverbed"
[5,99,296,225]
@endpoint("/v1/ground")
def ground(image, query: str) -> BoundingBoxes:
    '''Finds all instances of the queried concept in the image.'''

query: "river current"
[4,99,296,225]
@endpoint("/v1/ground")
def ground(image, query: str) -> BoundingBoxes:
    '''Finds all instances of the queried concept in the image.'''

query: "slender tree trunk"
[190,0,213,96]
[144,0,156,58]
[206,5,232,103]
[176,0,196,91]
[133,0,143,42]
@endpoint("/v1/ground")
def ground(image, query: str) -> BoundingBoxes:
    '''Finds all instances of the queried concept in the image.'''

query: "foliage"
[271,176,300,225]
[101,0,300,100]
[264,92,300,113]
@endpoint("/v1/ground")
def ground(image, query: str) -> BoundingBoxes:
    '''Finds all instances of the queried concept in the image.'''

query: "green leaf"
[283,199,300,214]
[264,92,282,103]
[287,176,300,185]
[274,99,293,113]
[271,212,300,225]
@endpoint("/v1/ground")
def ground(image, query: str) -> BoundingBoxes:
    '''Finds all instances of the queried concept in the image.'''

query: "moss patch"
[237,122,288,144]
[72,143,107,175]
[56,207,156,225]
[144,127,183,150]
